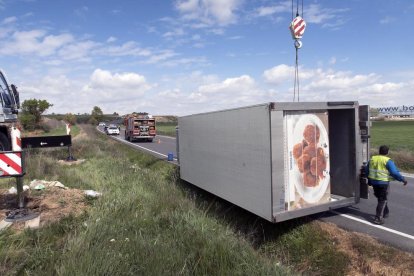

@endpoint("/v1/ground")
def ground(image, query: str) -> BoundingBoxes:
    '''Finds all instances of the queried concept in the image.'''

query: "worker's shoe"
[373,217,384,225]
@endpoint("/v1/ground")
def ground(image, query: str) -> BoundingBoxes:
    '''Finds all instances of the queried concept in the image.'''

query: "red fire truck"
[124,113,156,142]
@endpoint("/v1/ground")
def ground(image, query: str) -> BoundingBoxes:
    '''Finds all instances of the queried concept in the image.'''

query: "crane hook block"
[289,16,306,40]
[294,40,303,49]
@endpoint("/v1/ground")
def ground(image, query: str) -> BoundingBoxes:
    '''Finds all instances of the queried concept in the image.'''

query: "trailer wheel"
[0,132,11,151]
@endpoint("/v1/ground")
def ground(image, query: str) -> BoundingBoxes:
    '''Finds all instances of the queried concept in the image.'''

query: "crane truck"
[0,69,20,150]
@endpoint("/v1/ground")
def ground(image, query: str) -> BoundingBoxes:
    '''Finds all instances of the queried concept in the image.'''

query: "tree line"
[19,99,109,130]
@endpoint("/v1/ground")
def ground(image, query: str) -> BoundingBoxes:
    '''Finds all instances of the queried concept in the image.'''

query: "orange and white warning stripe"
[66,123,71,135]
[0,151,22,176]
[11,126,22,151]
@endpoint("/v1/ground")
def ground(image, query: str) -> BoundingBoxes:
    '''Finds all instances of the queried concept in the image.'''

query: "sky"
[0,0,413,116]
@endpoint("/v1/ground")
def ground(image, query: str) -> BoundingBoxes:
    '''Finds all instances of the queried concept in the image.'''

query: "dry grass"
[319,221,414,275]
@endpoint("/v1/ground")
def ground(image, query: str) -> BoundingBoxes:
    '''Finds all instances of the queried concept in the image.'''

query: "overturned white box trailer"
[177,102,370,222]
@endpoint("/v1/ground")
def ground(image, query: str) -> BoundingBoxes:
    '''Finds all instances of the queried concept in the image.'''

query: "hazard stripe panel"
[0,152,22,176]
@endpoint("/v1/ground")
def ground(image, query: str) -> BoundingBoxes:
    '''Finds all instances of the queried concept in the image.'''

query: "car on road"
[106,125,120,135]
[98,122,106,127]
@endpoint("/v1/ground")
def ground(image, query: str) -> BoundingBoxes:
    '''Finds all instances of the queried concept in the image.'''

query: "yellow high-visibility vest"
[368,155,391,182]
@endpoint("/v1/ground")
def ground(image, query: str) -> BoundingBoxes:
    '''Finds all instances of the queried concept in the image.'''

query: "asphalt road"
[319,177,414,252]
[100,126,178,165]
[100,126,414,252]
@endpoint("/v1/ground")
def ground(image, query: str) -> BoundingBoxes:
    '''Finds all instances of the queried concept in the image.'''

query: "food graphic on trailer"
[286,112,330,210]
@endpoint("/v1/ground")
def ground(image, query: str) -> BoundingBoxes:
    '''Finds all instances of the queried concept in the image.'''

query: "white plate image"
[291,114,330,203]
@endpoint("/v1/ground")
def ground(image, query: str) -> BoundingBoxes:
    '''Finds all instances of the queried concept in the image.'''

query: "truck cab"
[124,113,156,142]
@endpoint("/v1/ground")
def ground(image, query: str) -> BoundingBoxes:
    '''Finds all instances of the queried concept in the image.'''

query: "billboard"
[376,105,414,116]
[285,111,331,210]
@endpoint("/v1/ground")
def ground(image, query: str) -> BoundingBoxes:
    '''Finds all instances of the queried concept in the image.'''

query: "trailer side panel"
[179,104,273,221]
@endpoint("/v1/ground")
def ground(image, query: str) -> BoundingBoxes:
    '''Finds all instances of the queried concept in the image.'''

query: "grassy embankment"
[370,121,414,172]
[0,125,288,275]
[1,123,413,275]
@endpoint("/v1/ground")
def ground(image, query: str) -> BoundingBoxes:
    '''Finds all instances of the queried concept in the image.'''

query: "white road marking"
[401,173,414,179]
[331,210,414,240]
[156,135,176,140]
[113,136,168,157]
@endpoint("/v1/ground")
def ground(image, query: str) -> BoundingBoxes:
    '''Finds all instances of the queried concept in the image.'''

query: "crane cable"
[290,0,305,102]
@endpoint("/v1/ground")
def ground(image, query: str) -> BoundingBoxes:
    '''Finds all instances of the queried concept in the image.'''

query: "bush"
[64,113,77,125]
[39,122,51,133]
[88,117,98,125]
[19,113,37,130]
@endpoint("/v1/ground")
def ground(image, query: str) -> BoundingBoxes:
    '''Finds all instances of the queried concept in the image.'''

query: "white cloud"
[380,16,395,24]
[260,65,414,107]
[187,75,263,112]
[106,36,117,43]
[175,0,242,26]
[254,2,290,17]
[74,6,89,18]
[158,88,182,99]
[98,41,151,57]
[16,65,414,116]
[263,64,294,84]
[0,25,196,69]
[251,2,348,29]
[2,16,17,24]
[58,40,98,61]
[82,69,152,102]
[163,28,185,38]
[302,4,349,29]
[19,74,89,114]
[0,30,74,57]
[306,71,379,90]
[144,50,179,64]
[263,64,314,85]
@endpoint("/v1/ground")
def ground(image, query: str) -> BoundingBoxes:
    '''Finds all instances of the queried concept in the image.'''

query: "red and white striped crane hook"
[289,15,306,49]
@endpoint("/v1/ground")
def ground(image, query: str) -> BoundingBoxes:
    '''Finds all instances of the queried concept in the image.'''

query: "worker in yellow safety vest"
[366,145,408,225]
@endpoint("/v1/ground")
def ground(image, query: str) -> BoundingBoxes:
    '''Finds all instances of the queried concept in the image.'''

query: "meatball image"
[310,152,326,178]
[293,140,309,160]
[297,154,311,173]
[303,124,320,144]
[303,172,317,187]
[303,144,317,158]
[293,143,303,160]
[292,118,328,189]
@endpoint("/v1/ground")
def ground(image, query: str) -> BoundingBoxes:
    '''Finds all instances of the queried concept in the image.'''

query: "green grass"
[156,122,177,137]
[42,124,81,137]
[370,121,414,152]
[370,121,414,172]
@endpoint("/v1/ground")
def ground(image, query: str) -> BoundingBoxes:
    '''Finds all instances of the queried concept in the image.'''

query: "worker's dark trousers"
[373,184,389,219]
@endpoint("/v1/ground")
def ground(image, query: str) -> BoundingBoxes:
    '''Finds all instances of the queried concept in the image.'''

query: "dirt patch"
[317,221,414,275]
[0,186,89,231]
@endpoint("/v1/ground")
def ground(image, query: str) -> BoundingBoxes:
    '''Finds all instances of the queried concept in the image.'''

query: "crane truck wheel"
[0,132,11,151]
